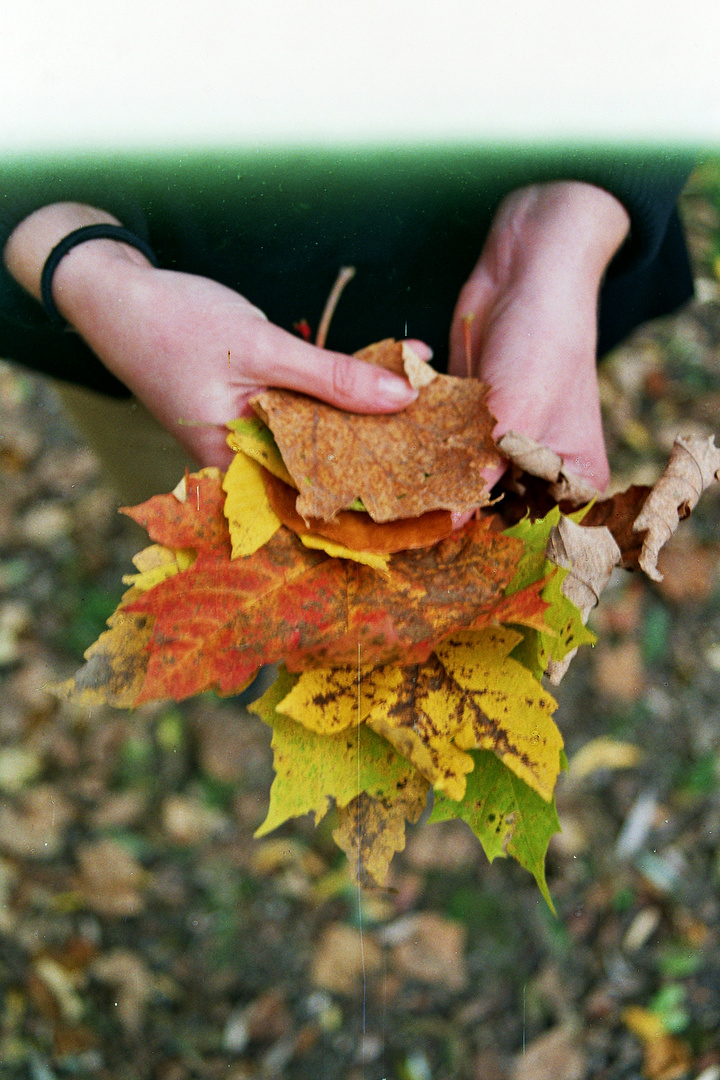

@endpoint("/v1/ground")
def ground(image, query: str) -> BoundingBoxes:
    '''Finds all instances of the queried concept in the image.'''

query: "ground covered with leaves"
[3,163,720,1080]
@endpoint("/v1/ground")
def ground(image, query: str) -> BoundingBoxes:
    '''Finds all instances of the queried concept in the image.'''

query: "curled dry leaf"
[633,434,720,581]
[546,518,622,620]
[545,518,621,683]
[498,430,598,504]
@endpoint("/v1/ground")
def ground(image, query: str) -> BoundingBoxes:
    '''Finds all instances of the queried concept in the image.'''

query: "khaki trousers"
[54,381,194,508]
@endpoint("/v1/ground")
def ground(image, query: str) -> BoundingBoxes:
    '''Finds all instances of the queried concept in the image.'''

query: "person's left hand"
[448,181,631,494]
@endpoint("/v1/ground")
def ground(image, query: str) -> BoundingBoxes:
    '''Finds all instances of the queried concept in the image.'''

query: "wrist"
[499,181,631,285]
[3,203,154,314]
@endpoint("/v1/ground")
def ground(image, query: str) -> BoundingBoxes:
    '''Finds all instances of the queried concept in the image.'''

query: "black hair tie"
[40,224,158,326]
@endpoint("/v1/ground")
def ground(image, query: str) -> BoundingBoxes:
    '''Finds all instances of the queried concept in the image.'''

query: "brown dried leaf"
[545,518,621,683]
[499,430,598,504]
[354,338,437,388]
[381,912,468,991]
[333,779,429,888]
[580,485,651,569]
[633,434,720,580]
[251,340,501,522]
[0,785,74,859]
[75,838,145,917]
[310,923,382,994]
[546,518,621,620]
[90,950,154,1037]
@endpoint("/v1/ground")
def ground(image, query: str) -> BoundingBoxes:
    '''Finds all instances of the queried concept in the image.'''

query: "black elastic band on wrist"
[40,224,158,326]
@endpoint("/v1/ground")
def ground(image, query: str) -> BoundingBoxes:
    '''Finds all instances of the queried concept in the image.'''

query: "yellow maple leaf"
[277,663,406,734]
[279,626,562,803]
[222,450,281,558]
[433,629,562,801]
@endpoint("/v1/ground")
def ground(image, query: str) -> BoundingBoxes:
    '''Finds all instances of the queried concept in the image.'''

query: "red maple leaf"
[122,473,549,703]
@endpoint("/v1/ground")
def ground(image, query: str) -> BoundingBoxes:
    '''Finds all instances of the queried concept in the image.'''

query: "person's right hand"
[4,202,420,468]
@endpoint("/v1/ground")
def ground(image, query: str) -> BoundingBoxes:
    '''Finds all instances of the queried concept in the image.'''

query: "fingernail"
[377,373,418,404]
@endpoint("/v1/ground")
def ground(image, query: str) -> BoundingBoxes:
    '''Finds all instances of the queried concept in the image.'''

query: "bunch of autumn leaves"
[62,342,720,902]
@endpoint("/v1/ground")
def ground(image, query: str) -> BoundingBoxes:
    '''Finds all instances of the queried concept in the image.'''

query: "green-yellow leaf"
[430,749,561,910]
[250,668,428,837]
[504,507,595,678]
[226,417,295,486]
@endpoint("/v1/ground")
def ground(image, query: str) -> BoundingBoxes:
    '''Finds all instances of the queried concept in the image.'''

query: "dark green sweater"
[0,144,695,396]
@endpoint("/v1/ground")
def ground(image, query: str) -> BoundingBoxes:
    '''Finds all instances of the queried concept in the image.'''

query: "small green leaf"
[430,749,561,911]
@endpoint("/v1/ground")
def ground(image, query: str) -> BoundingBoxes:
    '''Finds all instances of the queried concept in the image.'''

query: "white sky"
[1,0,719,150]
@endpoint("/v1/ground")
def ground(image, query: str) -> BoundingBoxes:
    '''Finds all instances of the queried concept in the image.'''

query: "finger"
[247,322,418,413]
[403,339,433,362]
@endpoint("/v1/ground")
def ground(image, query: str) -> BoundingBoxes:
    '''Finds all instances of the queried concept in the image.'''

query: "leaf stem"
[316,266,356,349]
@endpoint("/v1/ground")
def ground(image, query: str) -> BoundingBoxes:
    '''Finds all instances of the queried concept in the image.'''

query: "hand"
[449,182,631,492]
[4,203,420,468]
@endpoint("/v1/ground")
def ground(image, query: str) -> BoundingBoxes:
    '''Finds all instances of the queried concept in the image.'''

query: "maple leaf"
[124,468,230,553]
[430,749,561,910]
[276,626,562,804]
[251,340,502,522]
[55,543,192,708]
[112,492,549,702]
[250,667,429,839]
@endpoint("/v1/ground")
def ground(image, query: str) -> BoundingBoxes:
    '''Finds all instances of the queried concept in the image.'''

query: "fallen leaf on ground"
[623,1006,693,1080]
[567,736,644,781]
[90,950,154,1037]
[310,923,382,994]
[509,1023,586,1080]
[0,785,74,859]
[593,640,647,701]
[381,912,468,991]
[74,838,145,917]
[654,538,720,601]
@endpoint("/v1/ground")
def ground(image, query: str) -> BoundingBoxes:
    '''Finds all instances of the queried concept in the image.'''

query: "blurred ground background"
[3,160,720,1080]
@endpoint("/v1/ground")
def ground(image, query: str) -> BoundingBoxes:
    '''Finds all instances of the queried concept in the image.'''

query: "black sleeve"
[590,164,695,354]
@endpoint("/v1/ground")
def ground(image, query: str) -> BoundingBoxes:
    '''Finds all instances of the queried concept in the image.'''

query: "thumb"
[253,323,419,413]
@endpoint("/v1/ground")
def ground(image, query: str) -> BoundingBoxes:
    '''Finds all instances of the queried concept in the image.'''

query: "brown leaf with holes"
[251,340,502,522]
